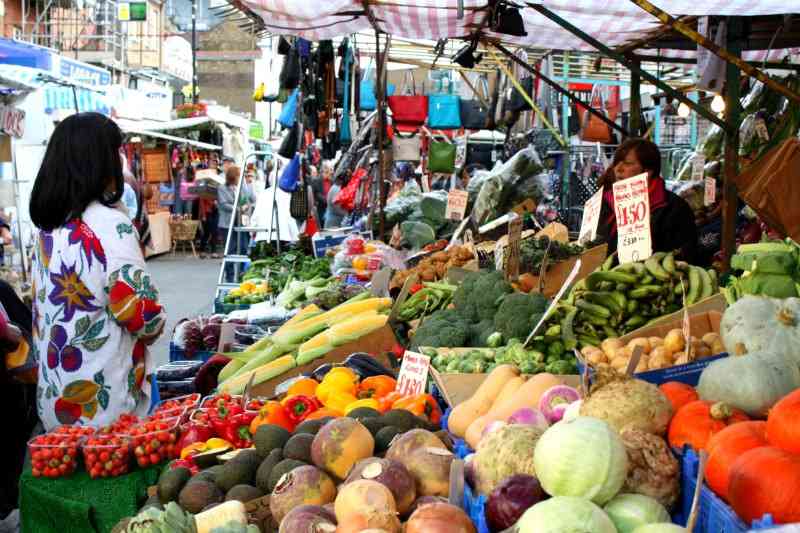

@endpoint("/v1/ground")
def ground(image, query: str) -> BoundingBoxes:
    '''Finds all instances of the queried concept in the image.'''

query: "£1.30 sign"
[613,172,652,264]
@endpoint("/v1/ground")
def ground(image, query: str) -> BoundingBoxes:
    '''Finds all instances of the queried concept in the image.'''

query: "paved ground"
[146,252,221,367]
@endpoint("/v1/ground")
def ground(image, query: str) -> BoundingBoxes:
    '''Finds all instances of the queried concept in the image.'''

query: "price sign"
[578,188,604,244]
[395,351,431,396]
[445,189,469,221]
[755,117,770,141]
[329,118,336,132]
[691,154,706,181]
[505,214,523,280]
[613,173,652,265]
[704,177,716,206]
[524,259,583,346]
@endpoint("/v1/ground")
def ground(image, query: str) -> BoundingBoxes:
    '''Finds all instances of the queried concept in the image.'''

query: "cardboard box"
[528,244,608,298]
[631,293,727,333]
[249,324,400,398]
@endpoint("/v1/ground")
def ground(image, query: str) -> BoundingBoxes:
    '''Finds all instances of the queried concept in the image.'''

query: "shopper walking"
[29,113,166,430]
[324,175,348,229]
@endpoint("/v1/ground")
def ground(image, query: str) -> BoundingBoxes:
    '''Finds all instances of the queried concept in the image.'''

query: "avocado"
[347,406,381,420]
[375,426,402,453]
[229,449,261,471]
[254,424,291,459]
[202,465,225,483]
[215,459,257,492]
[360,417,387,438]
[187,470,216,487]
[267,459,305,492]
[192,446,231,469]
[293,419,324,436]
[225,484,264,503]
[255,448,283,494]
[157,467,192,504]
[178,480,223,514]
[380,409,418,433]
[282,433,314,463]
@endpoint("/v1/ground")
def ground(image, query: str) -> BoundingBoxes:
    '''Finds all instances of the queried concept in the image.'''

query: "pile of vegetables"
[494,236,586,285]
[223,280,271,306]
[173,315,226,356]
[723,239,800,303]
[395,281,458,323]
[390,245,476,290]
[425,338,577,376]
[239,251,331,287]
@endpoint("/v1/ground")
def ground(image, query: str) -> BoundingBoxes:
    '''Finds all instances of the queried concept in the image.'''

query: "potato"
[702,332,720,346]
[611,346,633,362]
[663,329,685,355]
[696,344,713,358]
[581,345,602,357]
[601,338,624,357]
[610,356,629,372]
[649,346,673,364]
[711,339,725,354]
[673,351,691,365]
[648,337,664,349]
[634,355,650,373]
[586,350,608,365]
[648,352,671,370]
[627,337,652,355]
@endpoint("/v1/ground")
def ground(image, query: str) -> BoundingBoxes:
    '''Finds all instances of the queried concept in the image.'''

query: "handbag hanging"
[509,76,534,112]
[460,75,491,130]
[579,85,613,143]
[466,142,501,169]
[428,140,457,174]
[290,182,309,219]
[279,154,301,193]
[340,45,353,145]
[359,59,396,111]
[278,88,299,128]
[428,81,462,129]
[388,70,428,126]
[392,129,422,162]
[279,44,301,90]
[278,122,301,159]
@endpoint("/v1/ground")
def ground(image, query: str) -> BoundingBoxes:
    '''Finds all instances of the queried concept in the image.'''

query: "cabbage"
[516,496,617,533]
[533,417,628,505]
[632,525,688,533]
[401,221,436,250]
[603,493,670,533]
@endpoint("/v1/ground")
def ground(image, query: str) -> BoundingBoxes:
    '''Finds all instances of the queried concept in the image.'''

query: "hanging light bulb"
[711,94,726,113]
[677,102,691,118]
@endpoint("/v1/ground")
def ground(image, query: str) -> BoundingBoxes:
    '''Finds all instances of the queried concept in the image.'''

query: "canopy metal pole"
[10,143,26,282]
[527,2,728,131]
[629,60,642,136]
[721,18,742,270]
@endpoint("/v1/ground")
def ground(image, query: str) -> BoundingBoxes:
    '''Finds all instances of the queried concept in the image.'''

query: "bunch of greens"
[396,282,457,322]
[241,252,331,290]
[519,237,586,274]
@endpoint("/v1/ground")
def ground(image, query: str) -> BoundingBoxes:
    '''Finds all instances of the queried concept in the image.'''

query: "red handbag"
[388,71,427,126]
[334,168,366,212]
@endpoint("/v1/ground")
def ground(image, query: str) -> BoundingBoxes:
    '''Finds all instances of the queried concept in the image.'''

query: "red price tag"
[613,173,652,264]
[395,351,431,396]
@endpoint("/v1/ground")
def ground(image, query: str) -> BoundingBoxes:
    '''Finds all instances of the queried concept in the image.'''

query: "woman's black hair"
[30,112,124,230]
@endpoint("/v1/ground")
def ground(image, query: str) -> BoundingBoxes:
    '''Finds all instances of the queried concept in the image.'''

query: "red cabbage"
[485,474,546,532]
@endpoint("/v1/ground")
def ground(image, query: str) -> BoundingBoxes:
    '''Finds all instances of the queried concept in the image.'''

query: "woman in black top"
[596,138,698,262]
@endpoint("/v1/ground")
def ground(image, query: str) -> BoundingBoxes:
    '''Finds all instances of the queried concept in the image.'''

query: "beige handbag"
[392,130,422,162]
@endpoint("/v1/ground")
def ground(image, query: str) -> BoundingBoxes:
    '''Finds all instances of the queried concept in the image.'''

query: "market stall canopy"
[234,1,799,59]
[118,125,223,151]
[114,116,212,132]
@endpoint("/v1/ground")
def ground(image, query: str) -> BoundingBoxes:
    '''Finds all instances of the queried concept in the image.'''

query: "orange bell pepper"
[286,377,319,399]
[357,375,397,400]
[392,394,442,425]
[250,400,295,434]
[377,391,404,413]
[303,407,343,420]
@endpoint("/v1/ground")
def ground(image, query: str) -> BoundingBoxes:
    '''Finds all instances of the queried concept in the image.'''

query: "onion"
[538,385,581,423]
[507,408,550,431]
[334,479,398,531]
[485,474,547,532]
[405,502,476,533]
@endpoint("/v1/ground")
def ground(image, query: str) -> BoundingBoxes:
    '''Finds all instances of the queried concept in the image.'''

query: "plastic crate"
[577,352,728,387]
[169,342,215,363]
[440,408,474,460]
[681,447,777,533]
[464,483,490,533]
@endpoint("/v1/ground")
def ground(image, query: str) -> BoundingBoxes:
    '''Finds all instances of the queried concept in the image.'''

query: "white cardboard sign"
[578,188,604,244]
[445,189,469,221]
[704,177,716,206]
[613,173,652,264]
[395,351,431,396]
[691,154,706,181]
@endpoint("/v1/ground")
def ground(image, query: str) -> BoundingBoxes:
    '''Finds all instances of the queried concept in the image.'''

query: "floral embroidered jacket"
[32,202,166,430]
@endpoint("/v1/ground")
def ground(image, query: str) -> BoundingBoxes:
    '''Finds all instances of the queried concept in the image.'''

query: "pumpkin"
[728,446,800,525]
[766,388,800,454]
[720,296,800,360]
[705,421,768,501]
[658,382,699,413]
[667,401,749,451]
[696,351,800,417]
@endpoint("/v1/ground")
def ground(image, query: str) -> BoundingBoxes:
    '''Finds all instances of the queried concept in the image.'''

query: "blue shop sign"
[57,57,111,86]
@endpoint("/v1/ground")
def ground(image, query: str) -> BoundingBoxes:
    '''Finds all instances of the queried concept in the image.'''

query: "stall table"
[19,464,161,533]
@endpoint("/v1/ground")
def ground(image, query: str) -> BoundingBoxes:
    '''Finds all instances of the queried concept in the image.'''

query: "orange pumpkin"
[659,381,699,413]
[668,400,750,451]
[729,446,800,525]
[766,388,800,454]
[705,421,768,501]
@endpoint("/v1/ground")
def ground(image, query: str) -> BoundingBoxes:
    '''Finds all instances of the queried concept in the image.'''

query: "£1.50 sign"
[395,351,431,396]
[613,172,652,264]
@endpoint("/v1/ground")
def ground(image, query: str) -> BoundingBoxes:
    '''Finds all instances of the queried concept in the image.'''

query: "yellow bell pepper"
[325,367,358,384]
[205,438,233,450]
[316,368,358,404]
[324,392,359,414]
[180,442,207,459]
[344,398,380,415]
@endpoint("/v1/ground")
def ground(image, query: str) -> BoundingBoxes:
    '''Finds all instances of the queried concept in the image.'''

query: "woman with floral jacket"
[29,113,166,431]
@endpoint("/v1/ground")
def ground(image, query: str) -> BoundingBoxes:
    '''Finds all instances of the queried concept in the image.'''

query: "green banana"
[584,291,623,314]
[586,270,639,290]
[697,267,713,300]
[686,266,701,305]
[629,285,663,299]
[661,252,677,275]
[576,299,612,318]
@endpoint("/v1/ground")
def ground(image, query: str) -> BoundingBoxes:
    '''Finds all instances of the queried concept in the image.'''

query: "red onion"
[538,385,581,423]
[485,474,546,532]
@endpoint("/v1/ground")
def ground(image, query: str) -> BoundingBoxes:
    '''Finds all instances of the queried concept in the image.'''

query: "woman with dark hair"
[596,138,697,261]
[29,112,167,430]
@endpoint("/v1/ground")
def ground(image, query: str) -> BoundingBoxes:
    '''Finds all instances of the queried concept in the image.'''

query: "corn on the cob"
[218,355,296,394]
[295,311,388,365]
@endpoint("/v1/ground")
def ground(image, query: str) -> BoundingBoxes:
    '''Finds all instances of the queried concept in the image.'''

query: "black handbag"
[278,123,301,159]
[290,183,309,219]
[466,143,501,169]
[509,76,534,112]
[460,75,490,130]
[277,36,291,55]
[280,45,301,90]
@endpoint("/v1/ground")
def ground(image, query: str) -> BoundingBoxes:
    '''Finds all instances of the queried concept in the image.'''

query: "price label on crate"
[704,177,716,206]
[613,172,652,265]
[578,188,604,245]
[691,154,706,181]
[505,214,523,280]
[445,189,469,221]
[395,351,431,396]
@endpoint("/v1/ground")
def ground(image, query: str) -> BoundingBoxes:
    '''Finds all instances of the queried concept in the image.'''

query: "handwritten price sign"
[613,173,652,264]
[704,177,716,206]
[445,189,469,221]
[578,188,604,244]
[395,351,431,396]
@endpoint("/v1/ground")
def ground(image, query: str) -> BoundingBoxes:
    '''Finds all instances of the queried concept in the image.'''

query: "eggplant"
[344,353,398,378]
[311,363,335,382]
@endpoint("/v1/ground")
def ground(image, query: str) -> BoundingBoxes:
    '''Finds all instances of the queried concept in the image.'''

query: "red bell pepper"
[177,423,214,453]
[283,395,318,425]
[222,411,257,448]
[208,400,245,439]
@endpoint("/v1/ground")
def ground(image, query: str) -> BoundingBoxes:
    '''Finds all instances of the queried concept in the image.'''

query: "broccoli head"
[493,292,549,342]
[452,271,483,320]
[467,319,496,347]
[472,271,514,321]
[411,309,469,349]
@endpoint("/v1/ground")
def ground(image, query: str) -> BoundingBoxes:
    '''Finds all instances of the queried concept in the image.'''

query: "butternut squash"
[465,373,563,449]
[447,364,519,438]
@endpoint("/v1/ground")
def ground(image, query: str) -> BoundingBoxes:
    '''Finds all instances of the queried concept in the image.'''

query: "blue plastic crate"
[169,342,215,362]
[577,352,728,387]
[465,483,490,533]
[681,447,776,533]
[440,408,475,459]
